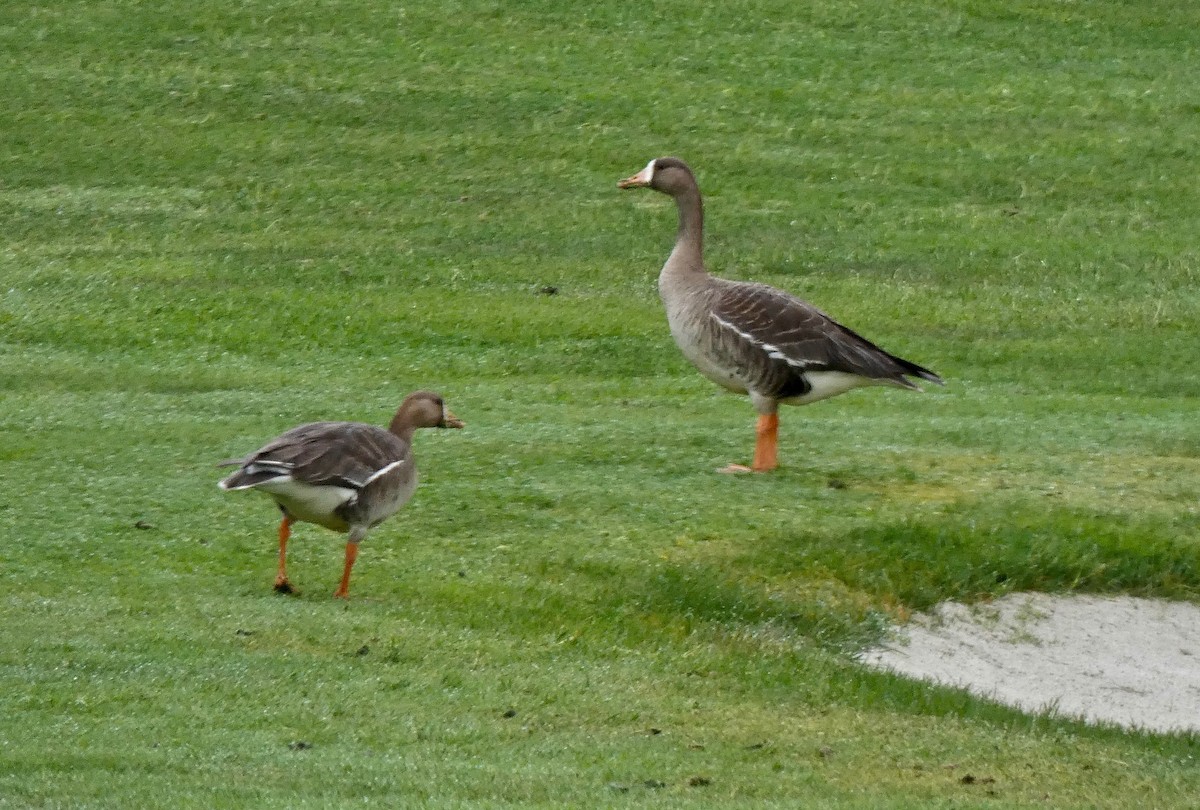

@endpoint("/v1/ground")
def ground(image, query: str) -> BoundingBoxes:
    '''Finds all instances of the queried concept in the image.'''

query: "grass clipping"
[859,593,1200,735]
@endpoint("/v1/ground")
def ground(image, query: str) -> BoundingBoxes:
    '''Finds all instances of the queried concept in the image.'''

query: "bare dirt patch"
[859,593,1200,735]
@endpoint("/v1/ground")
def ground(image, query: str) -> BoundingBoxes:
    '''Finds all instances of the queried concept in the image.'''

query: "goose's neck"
[664,184,705,275]
[387,414,417,443]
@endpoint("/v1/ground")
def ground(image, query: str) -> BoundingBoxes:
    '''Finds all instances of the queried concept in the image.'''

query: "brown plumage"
[219,391,463,598]
[619,157,942,472]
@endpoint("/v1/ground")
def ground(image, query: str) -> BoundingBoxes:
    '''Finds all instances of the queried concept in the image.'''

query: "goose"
[218,391,463,598]
[618,157,942,473]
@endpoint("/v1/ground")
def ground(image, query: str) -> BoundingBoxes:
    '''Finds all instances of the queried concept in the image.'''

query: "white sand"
[858,593,1200,735]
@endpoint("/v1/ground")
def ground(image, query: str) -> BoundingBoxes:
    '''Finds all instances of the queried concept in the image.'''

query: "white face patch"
[642,158,656,184]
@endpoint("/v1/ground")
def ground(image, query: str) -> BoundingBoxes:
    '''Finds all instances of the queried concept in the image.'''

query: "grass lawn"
[2,0,1199,806]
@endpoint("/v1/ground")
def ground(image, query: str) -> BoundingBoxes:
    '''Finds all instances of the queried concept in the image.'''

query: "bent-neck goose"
[618,157,942,473]
[218,391,464,598]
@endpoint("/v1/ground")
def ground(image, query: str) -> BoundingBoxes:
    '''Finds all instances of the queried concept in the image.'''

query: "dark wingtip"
[896,357,943,387]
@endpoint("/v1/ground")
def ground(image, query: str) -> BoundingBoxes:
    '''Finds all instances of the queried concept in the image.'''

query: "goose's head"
[391,391,464,432]
[618,157,697,196]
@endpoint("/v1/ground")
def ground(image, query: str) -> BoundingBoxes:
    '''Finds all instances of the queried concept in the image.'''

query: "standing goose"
[618,157,942,473]
[218,391,464,598]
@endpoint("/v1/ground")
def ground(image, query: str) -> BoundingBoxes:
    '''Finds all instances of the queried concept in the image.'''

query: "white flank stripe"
[363,459,406,486]
[219,472,291,491]
[246,460,294,475]
[711,314,815,369]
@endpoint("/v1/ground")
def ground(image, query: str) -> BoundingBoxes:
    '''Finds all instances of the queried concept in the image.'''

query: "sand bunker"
[858,593,1200,735]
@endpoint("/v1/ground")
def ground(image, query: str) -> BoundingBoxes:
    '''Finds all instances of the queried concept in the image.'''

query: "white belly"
[783,370,874,405]
[256,477,357,530]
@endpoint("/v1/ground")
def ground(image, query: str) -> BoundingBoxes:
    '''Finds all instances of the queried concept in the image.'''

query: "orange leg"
[332,542,359,599]
[274,516,296,593]
[751,413,780,472]
[718,413,780,474]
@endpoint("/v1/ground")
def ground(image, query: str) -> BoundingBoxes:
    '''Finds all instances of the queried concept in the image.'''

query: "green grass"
[3,0,1200,806]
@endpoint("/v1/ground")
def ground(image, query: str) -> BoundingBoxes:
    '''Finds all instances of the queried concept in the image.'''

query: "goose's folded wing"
[711,281,941,385]
[223,422,409,490]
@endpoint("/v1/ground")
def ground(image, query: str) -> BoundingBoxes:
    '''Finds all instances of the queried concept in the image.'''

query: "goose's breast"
[357,466,419,529]
[665,305,752,393]
[672,327,749,392]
